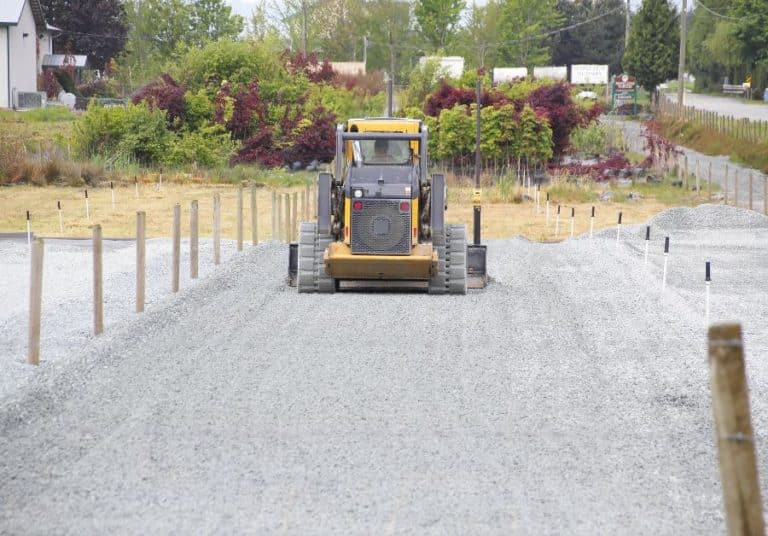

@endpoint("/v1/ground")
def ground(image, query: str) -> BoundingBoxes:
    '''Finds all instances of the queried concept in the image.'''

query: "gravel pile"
[1,207,767,534]
[647,204,768,231]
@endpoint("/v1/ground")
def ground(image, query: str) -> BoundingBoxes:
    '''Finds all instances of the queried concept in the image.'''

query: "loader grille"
[351,199,411,254]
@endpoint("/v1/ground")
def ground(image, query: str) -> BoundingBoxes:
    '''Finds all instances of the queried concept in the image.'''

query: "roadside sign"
[612,74,637,115]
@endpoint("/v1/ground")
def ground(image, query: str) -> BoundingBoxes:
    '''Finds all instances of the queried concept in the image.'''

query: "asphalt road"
[2,207,768,533]
[666,92,768,121]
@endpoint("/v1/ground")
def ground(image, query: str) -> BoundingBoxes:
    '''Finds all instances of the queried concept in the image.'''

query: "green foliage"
[455,1,503,69]
[74,103,172,165]
[0,107,75,122]
[570,122,608,156]
[499,0,564,67]
[552,0,626,74]
[166,125,237,168]
[436,105,474,161]
[182,90,215,132]
[303,84,385,121]
[169,38,288,98]
[622,0,679,97]
[518,105,553,164]
[123,0,245,84]
[399,60,446,111]
[414,0,466,51]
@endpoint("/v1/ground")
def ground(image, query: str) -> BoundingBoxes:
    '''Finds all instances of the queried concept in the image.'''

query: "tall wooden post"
[93,224,103,335]
[724,166,729,205]
[250,182,258,245]
[735,170,740,208]
[236,183,244,252]
[748,172,754,211]
[136,211,146,313]
[27,237,44,365]
[213,193,221,265]
[707,162,712,201]
[172,203,181,293]
[190,200,199,279]
[708,324,765,536]
[292,192,298,241]
[695,159,701,197]
[283,193,290,242]
[271,189,277,240]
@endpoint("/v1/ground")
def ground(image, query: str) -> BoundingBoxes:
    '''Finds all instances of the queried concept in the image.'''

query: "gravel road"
[666,92,768,121]
[2,205,768,533]
[607,117,767,210]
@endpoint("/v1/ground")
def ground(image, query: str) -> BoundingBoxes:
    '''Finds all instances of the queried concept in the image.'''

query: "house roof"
[42,54,88,68]
[0,0,48,32]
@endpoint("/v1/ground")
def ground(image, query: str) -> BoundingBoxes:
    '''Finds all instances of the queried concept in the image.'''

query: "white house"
[0,0,56,109]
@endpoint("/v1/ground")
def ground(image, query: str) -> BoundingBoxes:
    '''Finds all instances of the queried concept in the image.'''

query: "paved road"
[666,92,768,121]
[2,213,768,533]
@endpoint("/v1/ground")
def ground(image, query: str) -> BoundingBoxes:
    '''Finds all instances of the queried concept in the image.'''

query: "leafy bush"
[74,102,172,165]
[166,125,237,168]
[570,122,608,157]
[77,79,119,98]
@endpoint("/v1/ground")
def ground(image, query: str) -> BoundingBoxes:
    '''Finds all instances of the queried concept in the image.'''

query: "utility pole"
[677,0,688,114]
[625,0,631,47]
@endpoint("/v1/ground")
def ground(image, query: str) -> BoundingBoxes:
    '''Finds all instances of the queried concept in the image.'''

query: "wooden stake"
[27,237,44,365]
[764,177,767,215]
[136,211,145,313]
[708,323,765,536]
[250,182,258,245]
[271,190,277,240]
[292,192,298,241]
[304,184,310,220]
[749,172,754,210]
[284,193,290,242]
[696,160,701,196]
[707,162,712,201]
[93,224,103,335]
[724,166,729,205]
[213,193,221,265]
[236,183,244,252]
[172,203,180,293]
[735,170,740,208]
[190,200,199,279]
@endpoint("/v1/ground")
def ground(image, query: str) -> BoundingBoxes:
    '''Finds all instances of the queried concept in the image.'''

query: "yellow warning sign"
[472,189,482,204]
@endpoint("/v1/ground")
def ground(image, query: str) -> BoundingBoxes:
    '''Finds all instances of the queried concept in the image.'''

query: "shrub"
[77,79,119,98]
[74,102,171,165]
[165,125,237,168]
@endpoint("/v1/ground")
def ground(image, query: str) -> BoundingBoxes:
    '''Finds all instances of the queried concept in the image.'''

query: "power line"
[366,5,624,52]
[693,0,747,21]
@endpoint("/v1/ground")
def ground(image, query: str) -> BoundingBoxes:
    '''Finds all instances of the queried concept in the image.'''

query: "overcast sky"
[225,0,680,25]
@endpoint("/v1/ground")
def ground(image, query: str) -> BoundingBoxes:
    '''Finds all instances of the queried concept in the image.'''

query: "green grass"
[0,106,76,122]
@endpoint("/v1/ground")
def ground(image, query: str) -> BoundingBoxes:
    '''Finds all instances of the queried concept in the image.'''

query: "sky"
[225,0,680,25]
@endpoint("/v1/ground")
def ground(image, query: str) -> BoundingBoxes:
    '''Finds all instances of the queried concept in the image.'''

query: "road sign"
[612,74,637,115]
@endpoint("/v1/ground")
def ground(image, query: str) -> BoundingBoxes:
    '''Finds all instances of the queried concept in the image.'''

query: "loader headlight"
[354,189,363,198]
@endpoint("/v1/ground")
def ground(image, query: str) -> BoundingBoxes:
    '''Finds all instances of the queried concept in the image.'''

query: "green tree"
[414,0,465,51]
[498,0,563,68]
[622,0,679,100]
[187,0,244,46]
[41,0,128,70]
[456,1,503,69]
[552,0,625,74]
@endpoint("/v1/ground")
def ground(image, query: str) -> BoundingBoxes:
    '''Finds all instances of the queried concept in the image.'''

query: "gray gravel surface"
[607,118,767,209]
[2,205,768,534]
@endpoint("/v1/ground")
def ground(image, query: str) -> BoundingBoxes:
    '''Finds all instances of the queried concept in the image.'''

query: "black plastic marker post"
[662,236,670,291]
[589,206,595,238]
[705,261,711,324]
[616,211,622,243]
[644,225,650,265]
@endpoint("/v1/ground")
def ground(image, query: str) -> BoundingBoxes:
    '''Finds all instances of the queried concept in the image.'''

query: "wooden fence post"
[748,172,754,211]
[696,159,701,196]
[304,184,310,220]
[684,155,689,190]
[708,323,765,536]
[301,188,306,225]
[190,200,199,279]
[27,237,44,365]
[93,224,103,335]
[283,193,290,242]
[724,166,729,205]
[292,192,298,241]
[213,193,221,265]
[236,183,244,252]
[250,182,257,245]
[172,203,180,293]
[708,162,712,201]
[271,190,277,240]
[136,211,145,313]
[735,170,740,208]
